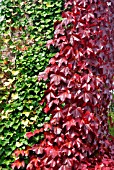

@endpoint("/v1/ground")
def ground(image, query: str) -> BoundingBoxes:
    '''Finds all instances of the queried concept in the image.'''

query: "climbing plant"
[0,0,63,169]
[11,0,114,169]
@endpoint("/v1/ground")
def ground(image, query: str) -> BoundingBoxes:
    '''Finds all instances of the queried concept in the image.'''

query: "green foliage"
[0,0,63,169]
[109,92,114,136]
[109,113,114,136]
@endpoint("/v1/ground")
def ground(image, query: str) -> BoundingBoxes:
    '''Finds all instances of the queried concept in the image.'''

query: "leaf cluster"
[0,0,63,169]
[12,0,114,169]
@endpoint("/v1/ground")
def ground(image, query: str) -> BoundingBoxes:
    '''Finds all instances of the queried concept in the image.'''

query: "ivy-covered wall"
[0,0,113,169]
[0,0,63,169]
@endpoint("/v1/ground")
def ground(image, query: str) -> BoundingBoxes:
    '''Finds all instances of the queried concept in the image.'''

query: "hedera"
[0,0,63,169]
[12,0,114,169]
[109,93,114,136]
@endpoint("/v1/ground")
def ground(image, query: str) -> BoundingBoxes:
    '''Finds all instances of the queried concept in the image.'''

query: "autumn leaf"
[58,90,72,102]
[50,74,66,85]
[63,118,76,131]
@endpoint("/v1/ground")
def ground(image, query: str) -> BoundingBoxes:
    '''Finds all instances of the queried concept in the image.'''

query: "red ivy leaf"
[64,1,72,9]
[54,136,64,146]
[54,127,62,135]
[43,123,52,131]
[46,39,54,49]
[49,58,56,65]
[82,12,94,22]
[82,83,91,91]
[46,92,56,103]
[59,164,71,170]
[50,74,66,85]
[33,128,43,136]
[26,132,34,139]
[69,107,83,118]
[67,78,75,88]
[53,110,64,120]
[58,90,72,102]
[14,149,24,157]
[26,157,40,170]
[32,145,44,155]
[60,67,71,76]
[79,92,92,103]
[45,146,58,159]
[44,105,50,113]
[70,34,80,45]
[81,74,91,83]
[86,47,93,55]
[38,67,50,81]
[48,99,59,108]
[11,159,25,170]
[63,118,76,131]
[57,57,67,67]
[83,111,94,122]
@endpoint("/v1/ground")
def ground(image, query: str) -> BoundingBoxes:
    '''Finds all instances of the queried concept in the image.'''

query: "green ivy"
[0,0,63,169]
[109,92,114,136]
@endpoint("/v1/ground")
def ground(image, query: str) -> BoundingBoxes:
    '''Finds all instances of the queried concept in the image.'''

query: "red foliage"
[12,0,114,169]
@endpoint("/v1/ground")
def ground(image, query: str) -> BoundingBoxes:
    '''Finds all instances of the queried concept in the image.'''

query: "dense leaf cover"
[11,0,114,169]
[0,0,63,169]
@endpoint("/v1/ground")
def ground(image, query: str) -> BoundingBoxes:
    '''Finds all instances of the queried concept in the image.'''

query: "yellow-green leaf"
[22,111,30,117]
[46,2,53,7]
[16,142,23,147]
[11,93,18,100]
[0,74,4,78]
[3,39,10,43]
[11,70,19,76]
